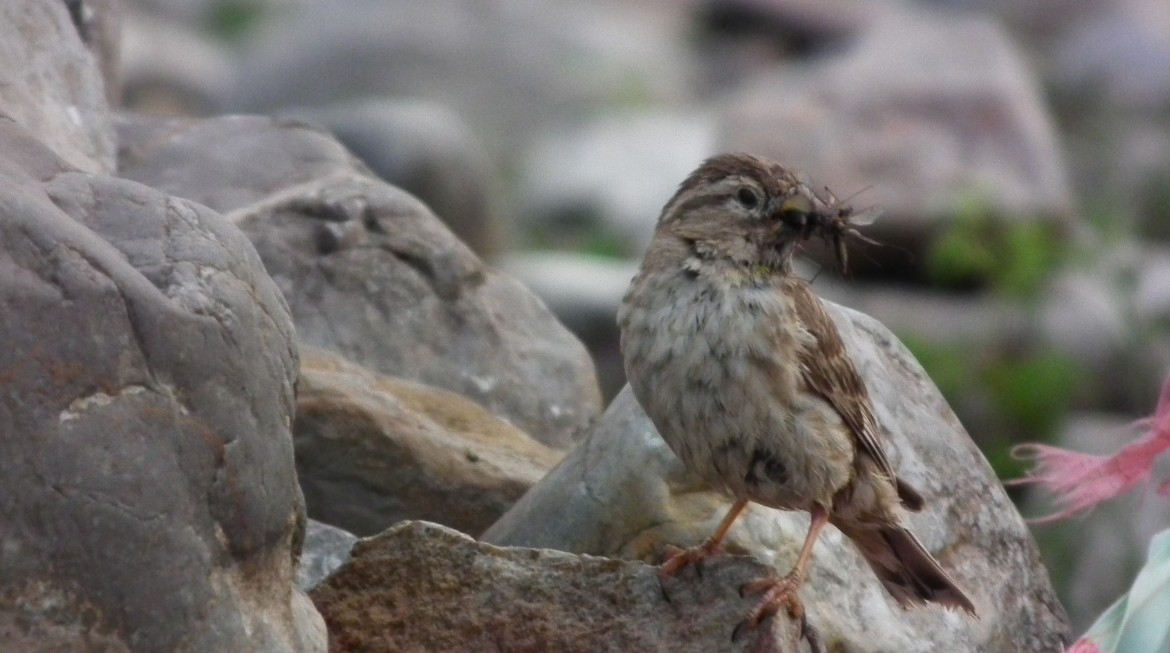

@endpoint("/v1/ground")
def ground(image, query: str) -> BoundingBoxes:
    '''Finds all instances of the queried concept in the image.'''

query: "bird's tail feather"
[837,521,976,615]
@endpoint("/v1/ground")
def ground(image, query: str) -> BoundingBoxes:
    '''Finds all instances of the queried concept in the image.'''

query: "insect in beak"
[811,185,883,276]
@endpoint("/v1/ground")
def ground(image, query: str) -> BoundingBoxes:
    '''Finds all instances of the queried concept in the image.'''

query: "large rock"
[117,114,602,445]
[0,121,323,651]
[116,114,364,213]
[298,520,358,591]
[501,252,641,401]
[119,109,502,258]
[283,98,504,259]
[310,521,811,653]
[294,347,562,537]
[226,172,602,448]
[0,0,115,173]
[719,10,1074,276]
[484,302,1069,652]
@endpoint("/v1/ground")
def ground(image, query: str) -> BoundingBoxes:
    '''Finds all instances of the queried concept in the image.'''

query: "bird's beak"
[764,198,790,242]
[767,215,815,246]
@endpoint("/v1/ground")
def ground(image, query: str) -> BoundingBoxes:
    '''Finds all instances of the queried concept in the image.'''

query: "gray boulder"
[501,252,641,401]
[484,301,1069,652]
[0,0,115,173]
[227,172,602,448]
[1034,242,1170,415]
[0,121,323,651]
[118,114,602,446]
[116,114,365,214]
[283,98,504,259]
[1049,0,1170,112]
[118,108,502,259]
[298,520,358,591]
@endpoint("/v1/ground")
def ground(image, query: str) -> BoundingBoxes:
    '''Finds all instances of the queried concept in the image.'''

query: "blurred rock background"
[7,0,1169,644]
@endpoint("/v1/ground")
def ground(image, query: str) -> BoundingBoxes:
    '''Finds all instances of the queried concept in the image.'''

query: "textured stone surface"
[311,521,810,653]
[294,347,562,537]
[229,172,602,448]
[0,0,115,173]
[816,283,1029,351]
[116,114,364,214]
[298,520,358,591]
[284,98,503,259]
[119,107,502,259]
[484,302,1069,652]
[117,114,601,445]
[0,120,323,651]
[719,10,1073,274]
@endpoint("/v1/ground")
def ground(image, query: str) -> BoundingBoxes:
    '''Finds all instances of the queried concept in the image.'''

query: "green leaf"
[985,351,1082,437]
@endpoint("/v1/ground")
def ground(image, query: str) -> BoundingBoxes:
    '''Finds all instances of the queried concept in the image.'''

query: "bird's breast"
[620,269,843,506]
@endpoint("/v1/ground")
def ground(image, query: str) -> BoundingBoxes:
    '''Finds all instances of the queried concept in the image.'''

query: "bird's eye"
[736,187,761,209]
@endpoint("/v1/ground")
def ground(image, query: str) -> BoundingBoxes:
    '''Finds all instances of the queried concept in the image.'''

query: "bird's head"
[654,153,824,276]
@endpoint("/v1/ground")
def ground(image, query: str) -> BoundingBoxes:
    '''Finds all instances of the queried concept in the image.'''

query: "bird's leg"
[735,505,830,641]
[659,498,748,578]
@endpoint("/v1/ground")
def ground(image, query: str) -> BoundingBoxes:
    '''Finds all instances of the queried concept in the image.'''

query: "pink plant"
[1064,639,1100,653]
[1010,372,1170,523]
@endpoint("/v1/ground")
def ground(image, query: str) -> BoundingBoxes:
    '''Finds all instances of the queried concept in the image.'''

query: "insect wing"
[845,205,883,227]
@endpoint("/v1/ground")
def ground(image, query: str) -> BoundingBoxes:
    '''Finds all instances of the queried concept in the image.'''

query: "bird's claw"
[801,621,824,653]
[732,574,822,652]
[658,541,725,603]
[731,612,822,653]
[658,541,723,579]
[739,574,800,613]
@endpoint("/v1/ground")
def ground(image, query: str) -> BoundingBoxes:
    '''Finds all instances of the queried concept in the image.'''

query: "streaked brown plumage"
[617,153,975,639]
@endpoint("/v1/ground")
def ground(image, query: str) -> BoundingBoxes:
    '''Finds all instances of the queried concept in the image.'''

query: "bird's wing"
[789,281,924,510]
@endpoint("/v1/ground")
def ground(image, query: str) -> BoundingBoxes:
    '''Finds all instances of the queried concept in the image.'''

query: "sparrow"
[617,153,975,641]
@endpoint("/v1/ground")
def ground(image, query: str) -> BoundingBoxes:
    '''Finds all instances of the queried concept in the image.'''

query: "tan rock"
[295,347,562,537]
[310,521,810,653]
